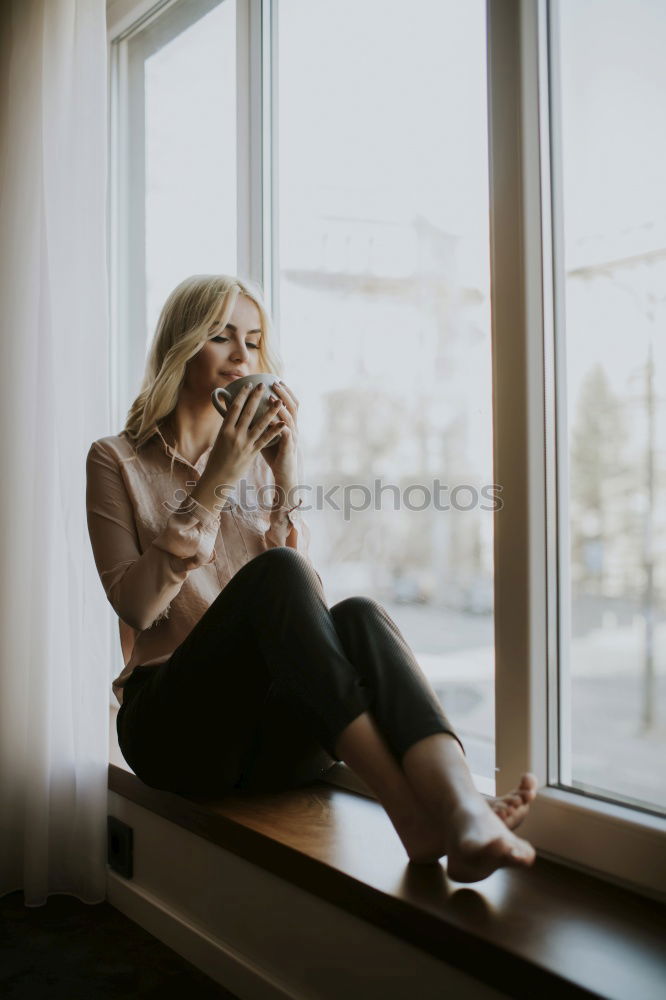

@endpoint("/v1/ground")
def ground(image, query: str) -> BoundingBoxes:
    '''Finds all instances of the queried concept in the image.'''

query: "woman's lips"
[222,373,244,380]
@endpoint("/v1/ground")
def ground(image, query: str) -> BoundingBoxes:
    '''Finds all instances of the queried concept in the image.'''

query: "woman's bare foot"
[397,796,537,879]
[394,811,449,865]
[395,774,539,870]
[487,772,538,830]
[445,801,537,882]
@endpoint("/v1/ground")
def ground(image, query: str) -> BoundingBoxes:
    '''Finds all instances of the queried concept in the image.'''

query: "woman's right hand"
[206,382,284,486]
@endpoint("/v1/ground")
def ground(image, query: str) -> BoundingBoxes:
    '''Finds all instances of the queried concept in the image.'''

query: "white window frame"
[106,0,666,901]
[488,0,665,902]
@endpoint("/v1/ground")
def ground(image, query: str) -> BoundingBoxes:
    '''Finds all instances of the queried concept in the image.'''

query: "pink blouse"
[86,424,313,706]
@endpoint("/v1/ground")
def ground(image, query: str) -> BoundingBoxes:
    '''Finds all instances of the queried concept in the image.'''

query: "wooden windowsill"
[108,710,665,1000]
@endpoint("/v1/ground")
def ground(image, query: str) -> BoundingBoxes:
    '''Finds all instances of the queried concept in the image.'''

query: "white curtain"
[0,0,111,905]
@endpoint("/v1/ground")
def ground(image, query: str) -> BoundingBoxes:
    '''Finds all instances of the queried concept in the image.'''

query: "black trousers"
[116,546,466,798]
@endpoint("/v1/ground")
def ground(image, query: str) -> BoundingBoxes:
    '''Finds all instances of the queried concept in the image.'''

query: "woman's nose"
[231,343,251,361]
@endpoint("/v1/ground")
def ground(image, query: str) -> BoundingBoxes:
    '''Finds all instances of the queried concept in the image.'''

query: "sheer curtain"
[0,0,111,905]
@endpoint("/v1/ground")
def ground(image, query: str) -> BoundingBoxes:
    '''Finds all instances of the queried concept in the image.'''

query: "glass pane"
[555,0,666,813]
[277,0,495,785]
[144,0,236,346]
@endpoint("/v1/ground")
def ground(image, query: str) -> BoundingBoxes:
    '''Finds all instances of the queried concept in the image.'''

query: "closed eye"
[212,336,260,350]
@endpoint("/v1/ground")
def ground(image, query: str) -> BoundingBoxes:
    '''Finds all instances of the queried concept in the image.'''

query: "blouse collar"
[150,422,214,473]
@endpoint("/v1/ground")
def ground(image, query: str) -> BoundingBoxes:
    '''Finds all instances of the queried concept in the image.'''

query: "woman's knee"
[255,545,310,570]
[330,594,384,619]
[252,545,321,583]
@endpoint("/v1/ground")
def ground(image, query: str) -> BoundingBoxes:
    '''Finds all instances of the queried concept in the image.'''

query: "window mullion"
[487,0,548,794]
[263,0,278,328]
[543,0,571,788]
[237,0,270,299]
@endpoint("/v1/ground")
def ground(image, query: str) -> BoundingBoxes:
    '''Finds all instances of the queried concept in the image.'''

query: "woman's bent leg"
[117,547,370,797]
[235,582,463,811]
[328,596,466,763]
[324,597,536,877]
[220,558,466,794]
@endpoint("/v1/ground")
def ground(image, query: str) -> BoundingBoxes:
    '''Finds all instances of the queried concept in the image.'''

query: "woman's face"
[184,294,264,400]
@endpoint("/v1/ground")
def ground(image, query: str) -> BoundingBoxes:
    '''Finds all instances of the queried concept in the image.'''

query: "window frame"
[488,0,665,902]
[106,0,666,901]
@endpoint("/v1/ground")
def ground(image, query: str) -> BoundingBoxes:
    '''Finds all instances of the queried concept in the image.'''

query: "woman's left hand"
[259,380,299,487]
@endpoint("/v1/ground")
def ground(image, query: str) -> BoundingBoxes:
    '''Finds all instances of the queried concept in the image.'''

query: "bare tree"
[570,364,631,596]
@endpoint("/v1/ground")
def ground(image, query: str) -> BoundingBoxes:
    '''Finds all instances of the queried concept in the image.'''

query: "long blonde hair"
[120,274,282,475]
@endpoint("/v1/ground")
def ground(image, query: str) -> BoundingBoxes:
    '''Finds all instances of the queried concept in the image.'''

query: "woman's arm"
[263,497,311,555]
[248,445,312,558]
[86,440,220,632]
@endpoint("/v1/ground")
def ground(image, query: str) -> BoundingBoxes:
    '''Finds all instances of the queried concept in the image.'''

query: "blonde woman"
[86,274,538,882]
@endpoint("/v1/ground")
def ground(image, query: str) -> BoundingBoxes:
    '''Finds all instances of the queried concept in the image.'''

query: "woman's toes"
[519,773,538,797]
[490,779,539,831]
[508,838,536,866]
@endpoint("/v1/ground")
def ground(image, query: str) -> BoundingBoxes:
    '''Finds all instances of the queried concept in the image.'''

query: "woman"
[86,273,538,882]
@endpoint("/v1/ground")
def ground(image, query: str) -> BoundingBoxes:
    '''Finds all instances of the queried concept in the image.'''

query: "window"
[109,0,666,898]
[110,0,237,417]
[109,0,238,686]
[141,0,237,344]
[276,0,496,789]
[552,0,666,818]
[487,0,665,898]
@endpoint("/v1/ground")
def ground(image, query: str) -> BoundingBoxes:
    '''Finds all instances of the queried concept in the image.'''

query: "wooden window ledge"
[108,761,665,1000]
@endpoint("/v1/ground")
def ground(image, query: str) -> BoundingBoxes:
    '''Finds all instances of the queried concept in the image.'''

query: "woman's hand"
[260,380,299,492]
[204,382,285,488]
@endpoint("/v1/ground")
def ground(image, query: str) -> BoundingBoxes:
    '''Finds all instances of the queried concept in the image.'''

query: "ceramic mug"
[211,373,283,448]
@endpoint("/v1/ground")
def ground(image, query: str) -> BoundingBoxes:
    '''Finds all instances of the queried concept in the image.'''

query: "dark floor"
[0,889,238,999]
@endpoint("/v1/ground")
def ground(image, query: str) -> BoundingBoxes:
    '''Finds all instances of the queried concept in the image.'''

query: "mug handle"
[211,387,232,417]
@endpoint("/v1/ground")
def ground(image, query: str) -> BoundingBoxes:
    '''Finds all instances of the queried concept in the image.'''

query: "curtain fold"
[0,0,111,905]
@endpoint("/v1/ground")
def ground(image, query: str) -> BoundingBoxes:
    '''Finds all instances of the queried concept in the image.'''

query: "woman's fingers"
[249,395,283,441]
[273,380,299,411]
[234,383,265,428]
[271,382,299,434]
[226,383,252,420]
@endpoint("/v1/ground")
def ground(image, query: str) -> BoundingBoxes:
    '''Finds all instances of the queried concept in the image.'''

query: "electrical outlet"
[107,816,133,878]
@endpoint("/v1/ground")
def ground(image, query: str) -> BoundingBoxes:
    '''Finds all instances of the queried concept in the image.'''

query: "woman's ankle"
[402,732,482,819]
